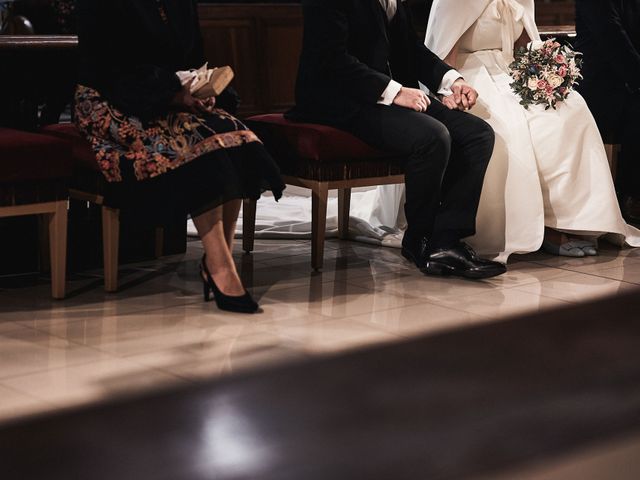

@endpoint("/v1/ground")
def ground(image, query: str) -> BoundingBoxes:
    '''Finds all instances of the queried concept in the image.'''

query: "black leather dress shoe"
[421,243,507,279]
[401,236,429,268]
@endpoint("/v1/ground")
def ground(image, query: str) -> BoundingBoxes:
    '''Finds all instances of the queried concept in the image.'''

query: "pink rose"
[555,54,566,64]
[558,66,567,77]
[537,80,548,90]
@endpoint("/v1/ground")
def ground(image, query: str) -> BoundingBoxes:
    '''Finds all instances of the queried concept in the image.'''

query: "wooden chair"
[0,128,72,299]
[245,114,405,271]
[40,123,164,293]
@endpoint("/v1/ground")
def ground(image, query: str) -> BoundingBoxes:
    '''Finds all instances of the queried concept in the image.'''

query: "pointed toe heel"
[200,255,259,314]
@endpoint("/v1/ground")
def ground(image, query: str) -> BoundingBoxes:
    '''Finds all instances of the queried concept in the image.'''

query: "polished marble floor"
[1,238,639,424]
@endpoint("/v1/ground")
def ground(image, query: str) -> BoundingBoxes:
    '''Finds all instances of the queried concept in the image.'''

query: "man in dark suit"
[288,0,505,279]
[576,0,640,225]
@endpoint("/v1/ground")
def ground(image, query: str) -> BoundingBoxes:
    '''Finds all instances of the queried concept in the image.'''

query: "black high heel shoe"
[200,255,259,314]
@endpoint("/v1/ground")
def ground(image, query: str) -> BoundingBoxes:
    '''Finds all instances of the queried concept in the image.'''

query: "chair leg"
[48,200,68,300]
[242,198,257,253]
[102,206,120,293]
[311,182,329,271]
[154,227,164,259]
[612,144,621,180]
[338,187,352,241]
[605,144,620,179]
[38,215,51,273]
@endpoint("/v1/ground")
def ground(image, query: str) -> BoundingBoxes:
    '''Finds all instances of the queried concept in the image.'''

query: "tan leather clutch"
[192,66,235,99]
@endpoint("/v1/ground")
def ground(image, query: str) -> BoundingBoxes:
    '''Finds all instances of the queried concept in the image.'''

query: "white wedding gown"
[364,0,640,261]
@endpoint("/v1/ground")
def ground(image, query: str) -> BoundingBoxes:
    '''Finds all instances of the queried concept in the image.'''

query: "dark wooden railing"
[0,34,76,49]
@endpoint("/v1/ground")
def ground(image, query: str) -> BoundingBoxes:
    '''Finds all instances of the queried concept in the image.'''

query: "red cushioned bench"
[246,114,405,270]
[0,128,72,299]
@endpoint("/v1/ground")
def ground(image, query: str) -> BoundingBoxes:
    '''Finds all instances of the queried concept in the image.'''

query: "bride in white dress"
[367,0,640,261]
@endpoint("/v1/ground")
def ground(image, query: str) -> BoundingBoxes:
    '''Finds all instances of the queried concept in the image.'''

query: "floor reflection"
[0,238,639,424]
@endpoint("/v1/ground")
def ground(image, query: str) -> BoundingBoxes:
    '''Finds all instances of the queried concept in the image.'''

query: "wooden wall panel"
[535,2,576,27]
[197,4,303,117]
[199,17,261,114]
[262,19,303,111]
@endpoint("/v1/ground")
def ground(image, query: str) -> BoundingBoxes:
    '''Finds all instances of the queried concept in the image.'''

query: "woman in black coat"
[75,0,285,313]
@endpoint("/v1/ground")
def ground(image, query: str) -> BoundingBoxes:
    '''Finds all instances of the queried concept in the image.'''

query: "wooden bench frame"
[69,189,164,293]
[0,200,68,299]
[242,173,405,271]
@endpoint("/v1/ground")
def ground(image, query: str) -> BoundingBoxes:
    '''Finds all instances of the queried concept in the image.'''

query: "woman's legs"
[222,199,242,249]
[192,204,245,296]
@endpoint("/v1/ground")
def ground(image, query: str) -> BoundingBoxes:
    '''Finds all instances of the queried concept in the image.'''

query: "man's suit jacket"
[288,0,453,126]
[576,0,640,95]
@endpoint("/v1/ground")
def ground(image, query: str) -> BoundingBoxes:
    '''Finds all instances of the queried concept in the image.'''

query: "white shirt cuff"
[378,80,403,105]
[437,69,464,96]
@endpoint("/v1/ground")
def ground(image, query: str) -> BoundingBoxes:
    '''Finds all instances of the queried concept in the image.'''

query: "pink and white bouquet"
[509,38,582,110]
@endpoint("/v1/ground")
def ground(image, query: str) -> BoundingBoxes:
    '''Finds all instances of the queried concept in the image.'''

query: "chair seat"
[40,123,99,173]
[247,113,392,162]
[247,114,403,182]
[0,128,72,183]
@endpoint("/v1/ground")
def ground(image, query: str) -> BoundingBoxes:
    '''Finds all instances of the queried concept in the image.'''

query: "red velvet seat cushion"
[247,114,389,162]
[40,123,99,172]
[0,128,72,183]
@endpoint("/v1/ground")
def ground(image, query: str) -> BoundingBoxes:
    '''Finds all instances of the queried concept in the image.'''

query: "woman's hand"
[442,79,479,111]
[200,96,216,111]
[442,95,461,110]
[170,87,216,114]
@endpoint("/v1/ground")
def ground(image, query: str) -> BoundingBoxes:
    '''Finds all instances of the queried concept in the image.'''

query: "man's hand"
[393,87,431,112]
[170,86,216,114]
[443,79,479,111]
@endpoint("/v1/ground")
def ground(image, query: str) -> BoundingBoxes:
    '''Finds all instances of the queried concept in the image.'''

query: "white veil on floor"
[186,187,405,247]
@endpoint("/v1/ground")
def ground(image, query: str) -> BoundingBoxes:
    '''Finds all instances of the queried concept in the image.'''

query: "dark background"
[10,0,576,35]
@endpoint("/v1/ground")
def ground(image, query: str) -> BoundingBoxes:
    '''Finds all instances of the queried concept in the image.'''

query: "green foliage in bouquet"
[509,38,582,110]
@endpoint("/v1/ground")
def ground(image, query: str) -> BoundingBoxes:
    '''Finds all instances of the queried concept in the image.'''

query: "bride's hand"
[442,95,462,110]
[393,87,431,112]
[449,79,479,111]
